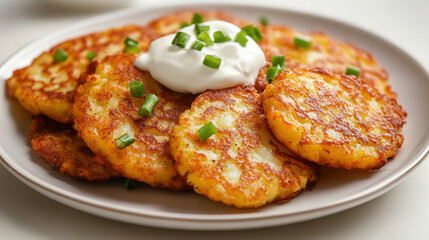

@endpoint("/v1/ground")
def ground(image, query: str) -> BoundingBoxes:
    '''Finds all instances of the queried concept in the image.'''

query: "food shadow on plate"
[315,166,373,191]
[72,178,262,214]
[5,96,32,148]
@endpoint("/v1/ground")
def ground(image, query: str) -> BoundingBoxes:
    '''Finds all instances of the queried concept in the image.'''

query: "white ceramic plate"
[0,3,428,231]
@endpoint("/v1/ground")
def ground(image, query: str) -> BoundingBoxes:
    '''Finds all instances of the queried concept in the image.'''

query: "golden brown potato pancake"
[73,54,194,191]
[7,25,151,123]
[262,68,406,170]
[256,25,395,96]
[30,115,121,181]
[170,86,319,208]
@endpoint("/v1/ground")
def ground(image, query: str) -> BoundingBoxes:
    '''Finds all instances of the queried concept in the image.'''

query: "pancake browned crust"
[256,25,394,96]
[170,86,319,208]
[30,115,121,181]
[7,25,151,123]
[73,54,194,191]
[262,68,406,170]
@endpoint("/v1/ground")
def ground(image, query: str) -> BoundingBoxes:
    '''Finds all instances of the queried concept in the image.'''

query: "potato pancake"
[262,68,406,170]
[256,25,395,96]
[30,115,121,181]
[170,86,319,208]
[7,25,151,123]
[73,54,194,190]
[147,10,250,38]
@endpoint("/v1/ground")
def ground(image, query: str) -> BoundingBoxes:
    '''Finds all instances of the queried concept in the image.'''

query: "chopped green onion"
[129,81,145,98]
[345,65,361,77]
[241,25,263,42]
[86,51,96,61]
[123,37,140,53]
[203,55,221,69]
[180,22,189,29]
[241,25,257,41]
[139,94,159,118]
[123,178,137,191]
[115,134,135,149]
[53,48,68,63]
[294,35,312,49]
[272,55,285,70]
[236,30,247,37]
[234,32,248,47]
[192,13,204,24]
[125,37,138,46]
[241,25,254,34]
[213,31,232,43]
[197,32,213,46]
[191,41,205,51]
[266,66,281,83]
[195,24,210,35]
[196,122,218,142]
[123,45,140,54]
[259,16,269,26]
[254,27,263,40]
[171,32,191,48]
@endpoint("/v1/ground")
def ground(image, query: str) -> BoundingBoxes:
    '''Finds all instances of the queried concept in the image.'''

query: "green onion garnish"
[241,25,257,40]
[171,32,191,48]
[241,25,263,42]
[191,41,205,51]
[272,55,285,70]
[266,66,281,83]
[213,31,232,43]
[196,122,218,142]
[259,16,269,26]
[125,37,138,46]
[294,35,312,49]
[115,134,135,149]
[139,94,159,118]
[123,37,140,54]
[195,24,210,35]
[124,45,140,54]
[203,55,221,69]
[180,22,189,29]
[254,27,263,40]
[192,13,204,24]
[197,32,213,46]
[53,48,68,63]
[234,32,248,47]
[235,30,247,39]
[241,25,255,35]
[123,178,137,191]
[235,30,247,40]
[87,51,96,61]
[345,65,361,77]
[129,81,145,98]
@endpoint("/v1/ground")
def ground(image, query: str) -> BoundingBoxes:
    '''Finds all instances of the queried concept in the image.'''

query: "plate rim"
[1,1,429,229]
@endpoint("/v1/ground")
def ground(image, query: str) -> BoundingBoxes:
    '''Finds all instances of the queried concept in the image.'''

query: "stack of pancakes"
[6,10,406,208]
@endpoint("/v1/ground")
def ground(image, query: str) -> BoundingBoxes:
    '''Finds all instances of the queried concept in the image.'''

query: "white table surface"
[0,0,428,239]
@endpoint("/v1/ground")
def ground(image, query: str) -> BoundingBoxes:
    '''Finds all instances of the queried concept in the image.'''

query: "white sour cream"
[134,20,266,94]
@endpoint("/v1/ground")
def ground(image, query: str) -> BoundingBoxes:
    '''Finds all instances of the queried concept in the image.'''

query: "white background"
[0,0,428,239]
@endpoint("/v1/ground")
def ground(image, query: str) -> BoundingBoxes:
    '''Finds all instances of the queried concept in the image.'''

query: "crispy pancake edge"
[30,115,121,181]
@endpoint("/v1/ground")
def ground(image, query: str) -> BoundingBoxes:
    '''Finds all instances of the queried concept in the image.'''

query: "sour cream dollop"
[134,20,266,94]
